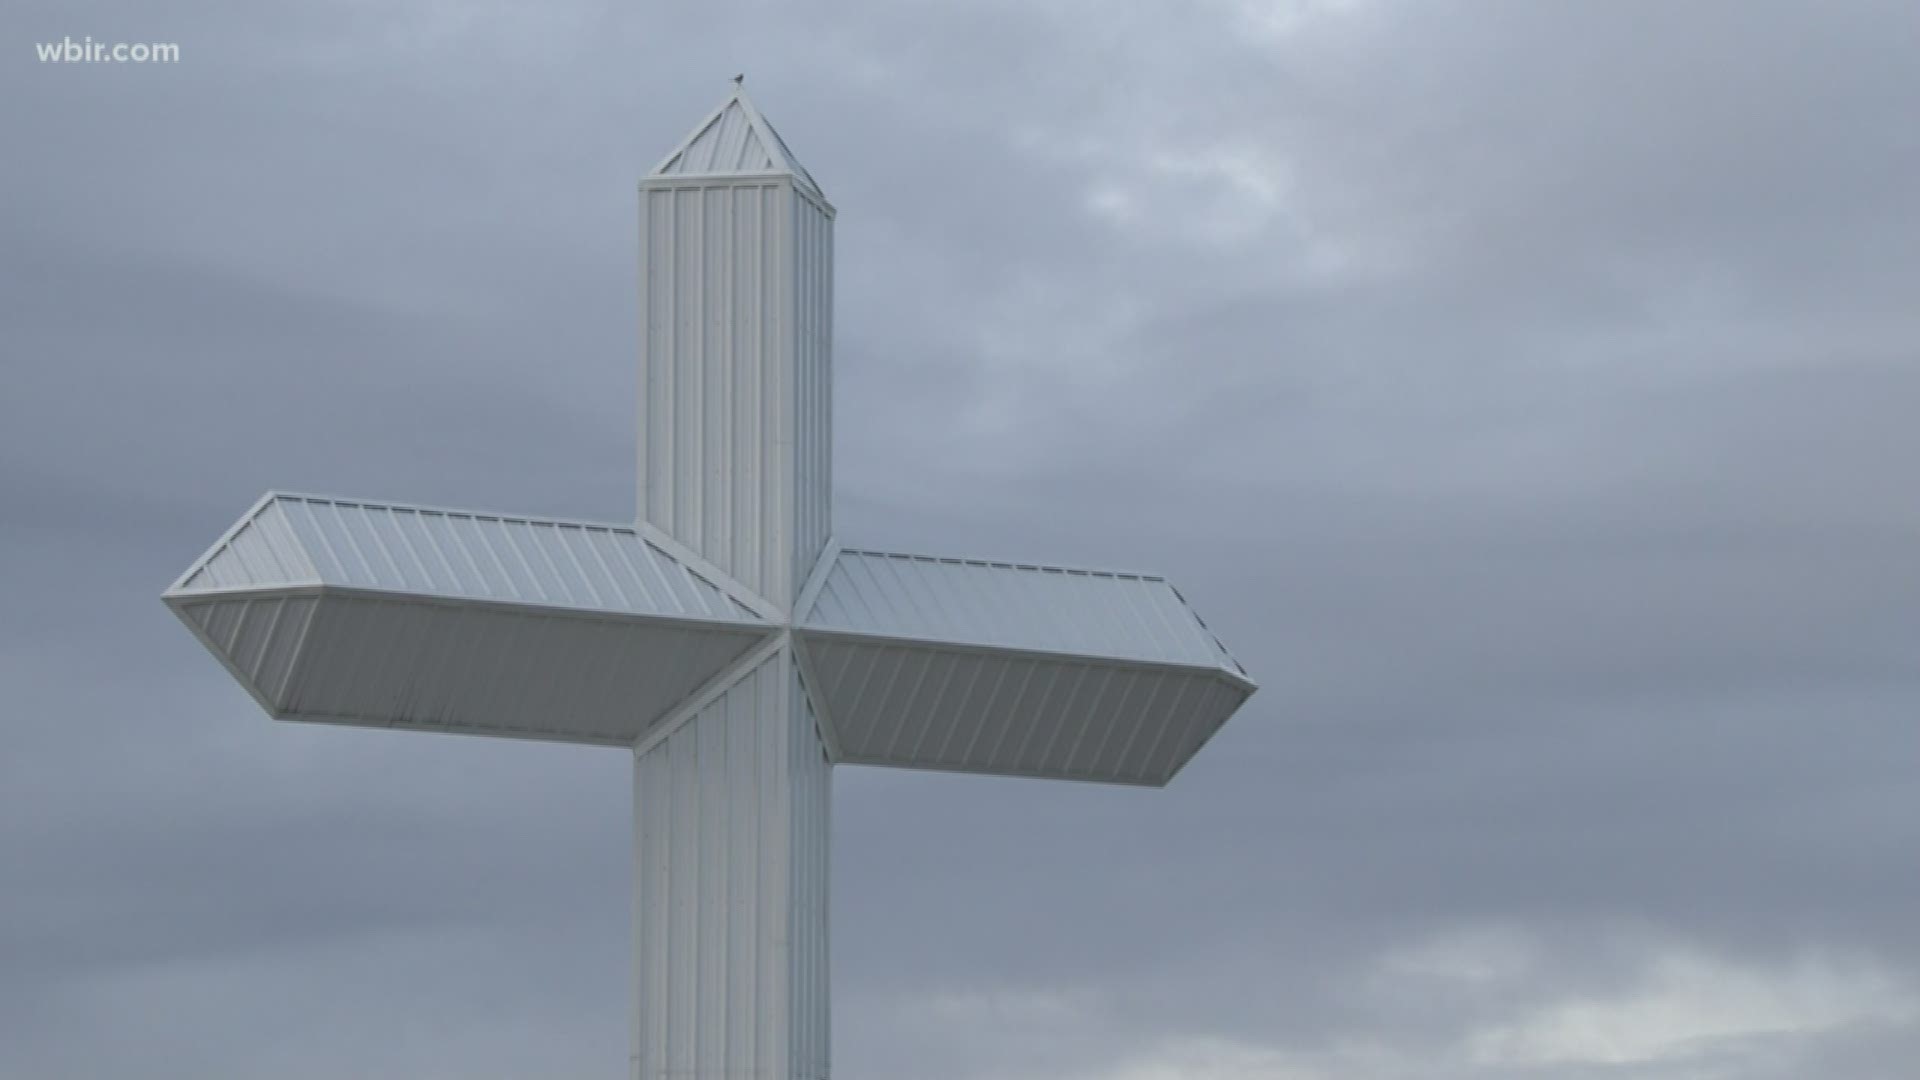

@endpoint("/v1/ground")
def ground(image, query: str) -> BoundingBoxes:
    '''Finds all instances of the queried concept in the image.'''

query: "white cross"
[164,84,1256,1080]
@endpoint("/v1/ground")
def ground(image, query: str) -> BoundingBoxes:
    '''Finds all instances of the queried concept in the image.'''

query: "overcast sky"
[5,1,1919,1077]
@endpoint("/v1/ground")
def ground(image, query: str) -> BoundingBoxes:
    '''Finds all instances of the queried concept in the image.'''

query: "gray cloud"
[4,0,1917,1076]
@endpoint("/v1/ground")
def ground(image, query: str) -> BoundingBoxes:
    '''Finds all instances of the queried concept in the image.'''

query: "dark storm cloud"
[4,0,1917,1076]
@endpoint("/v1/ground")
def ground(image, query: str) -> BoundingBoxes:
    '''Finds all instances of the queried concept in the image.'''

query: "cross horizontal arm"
[792,547,1255,785]
[164,493,776,746]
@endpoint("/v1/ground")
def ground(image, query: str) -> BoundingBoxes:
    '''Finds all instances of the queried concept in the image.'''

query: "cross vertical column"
[632,645,830,1080]
[632,87,837,1080]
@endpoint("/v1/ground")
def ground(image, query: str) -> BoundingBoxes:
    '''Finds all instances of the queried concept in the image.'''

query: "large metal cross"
[164,85,1256,1080]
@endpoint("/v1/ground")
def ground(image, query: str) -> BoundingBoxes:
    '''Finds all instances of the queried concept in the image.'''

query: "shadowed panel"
[168,589,771,746]
[797,632,1249,786]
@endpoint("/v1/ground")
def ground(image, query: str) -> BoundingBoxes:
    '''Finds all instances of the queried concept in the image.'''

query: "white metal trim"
[832,749,1170,788]
[793,541,840,627]
[246,491,742,563]
[793,625,1258,692]
[163,593,293,721]
[164,583,772,638]
[166,490,281,594]
[630,518,784,622]
[835,544,1168,583]
[647,94,736,176]
[637,171,796,192]
[280,709,641,749]
[259,490,659,533]
[630,630,790,758]
[792,180,837,219]
[1165,582,1253,679]
[180,491,781,624]
[788,633,845,763]
[729,88,824,197]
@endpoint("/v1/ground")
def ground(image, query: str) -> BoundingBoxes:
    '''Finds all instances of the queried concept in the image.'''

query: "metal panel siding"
[806,549,1245,671]
[180,499,319,590]
[640,175,830,609]
[651,93,824,199]
[263,593,766,744]
[175,593,318,707]
[798,633,1247,784]
[761,115,823,199]
[791,188,833,603]
[789,665,831,1080]
[656,99,777,175]
[173,495,753,624]
[633,647,829,1080]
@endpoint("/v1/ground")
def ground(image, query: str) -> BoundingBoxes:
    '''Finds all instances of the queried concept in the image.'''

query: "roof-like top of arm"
[169,493,765,624]
[800,548,1247,675]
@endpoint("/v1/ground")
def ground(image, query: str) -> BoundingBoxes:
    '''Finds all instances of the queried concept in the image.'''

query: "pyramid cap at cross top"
[648,81,825,199]
[161,83,1258,1080]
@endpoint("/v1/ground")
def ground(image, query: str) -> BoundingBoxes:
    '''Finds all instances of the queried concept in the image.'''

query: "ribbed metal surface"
[174,593,318,710]
[178,498,319,590]
[652,91,823,197]
[175,494,754,624]
[638,180,788,603]
[804,549,1246,672]
[638,168,834,608]
[762,117,822,198]
[657,98,774,174]
[790,188,833,600]
[788,663,830,1080]
[799,633,1248,785]
[173,591,769,745]
[633,648,830,1080]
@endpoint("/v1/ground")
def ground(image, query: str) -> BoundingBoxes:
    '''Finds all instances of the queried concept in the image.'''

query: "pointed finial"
[732,73,744,87]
